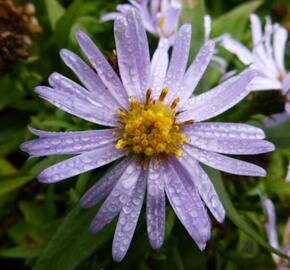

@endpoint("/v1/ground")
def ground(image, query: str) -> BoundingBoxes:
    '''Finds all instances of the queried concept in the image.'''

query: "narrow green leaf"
[205,167,290,260]
[45,0,65,30]
[0,158,17,174]
[0,246,41,259]
[54,0,83,48]
[211,0,263,39]
[32,205,114,270]
[19,201,46,227]
[0,174,34,197]
[180,0,205,61]
[264,121,290,149]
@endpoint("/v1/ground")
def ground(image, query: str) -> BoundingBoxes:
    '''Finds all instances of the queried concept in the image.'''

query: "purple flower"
[221,14,290,125]
[100,0,182,40]
[261,197,290,269]
[21,8,274,262]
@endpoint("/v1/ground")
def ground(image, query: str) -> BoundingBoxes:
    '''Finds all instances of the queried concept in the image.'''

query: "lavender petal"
[264,112,289,128]
[37,143,124,183]
[286,162,290,183]
[220,36,253,65]
[159,0,181,37]
[180,40,215,101]
[150,38,170,97]
[176,156,225,222]
[80,159,130,208]
[90,160,141,233]
[75,31,129,109]
[178,69,256,122]
[247,76,282,91]
[185,136,274,155]
[184,145,266,177]
[146,161,166,249]
[35,85,117,127]
[165,161,211,250]
[274,25,288,74]
[165,24,191,100]
[182,122,265,140]
[112,169,146,262]
[250,14,278,78]
[21,128,117,157]
[261,198,280,264]
[114,8,150,99]
[99,12,120,23]
[59,49,118,108]
[282,72,290,94]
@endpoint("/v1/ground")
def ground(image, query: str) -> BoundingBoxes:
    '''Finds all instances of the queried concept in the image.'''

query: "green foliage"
[33,205,115,270]
[180,0,205,61]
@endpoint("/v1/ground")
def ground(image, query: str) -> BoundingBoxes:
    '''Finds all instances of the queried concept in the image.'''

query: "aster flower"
[220,14,289,125]
[261,197,290,269]
[21,8,274,262]
[100,0,182,40]
[220,14,290,182]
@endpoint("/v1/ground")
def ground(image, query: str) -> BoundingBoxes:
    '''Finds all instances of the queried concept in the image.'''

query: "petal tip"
[197,240,207,251]
[59,48,70,59]
[19,142,28,152]
[37,172,50,184]
[75,30,88,43]
[112,251,125,263]
[79,196,92,209]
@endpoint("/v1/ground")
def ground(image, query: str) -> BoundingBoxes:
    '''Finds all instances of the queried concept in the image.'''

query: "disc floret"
[115,88,188,157]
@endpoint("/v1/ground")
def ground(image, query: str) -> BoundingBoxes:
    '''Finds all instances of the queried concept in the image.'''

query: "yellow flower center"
[115,88,189,158]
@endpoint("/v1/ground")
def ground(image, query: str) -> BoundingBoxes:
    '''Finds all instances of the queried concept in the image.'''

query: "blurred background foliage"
[0,0,290,269]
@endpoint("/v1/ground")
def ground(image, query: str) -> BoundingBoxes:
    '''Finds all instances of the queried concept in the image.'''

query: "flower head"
[21,8,274,262]
[100,0,182,40]
[261,197,290,269]
[221,14,289,121]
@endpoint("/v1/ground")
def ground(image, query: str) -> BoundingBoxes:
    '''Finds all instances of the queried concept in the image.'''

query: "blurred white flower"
[221,14,289,126]
[261,197,290,269]
[100,0,182,42]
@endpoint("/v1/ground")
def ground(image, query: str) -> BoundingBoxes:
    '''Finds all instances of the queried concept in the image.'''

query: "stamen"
[170,97,180,109]
[180,119,194,126]
[159,87,168,101]
[129,97,138,109]
[115,88,189,158]
[145,89,152,106]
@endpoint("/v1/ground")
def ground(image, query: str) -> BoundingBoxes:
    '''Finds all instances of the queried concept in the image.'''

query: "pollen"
[115,88,189,158]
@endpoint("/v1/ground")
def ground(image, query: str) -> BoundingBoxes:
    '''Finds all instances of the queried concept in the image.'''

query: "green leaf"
[264,121,290,149]
[54,0,84,48]
[32,205,114,270]
[211,0,263,39]
[0,174,34,197]
[45,0,65,30]
[0,158,17,174]
[180,0,205,61]
[205,166,290,260]
[19,201,46,227]
[0,246,41,259]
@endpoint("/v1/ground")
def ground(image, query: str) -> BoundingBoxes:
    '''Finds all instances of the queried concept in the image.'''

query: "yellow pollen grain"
[115,89,189,158]
[158,17,165,30]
